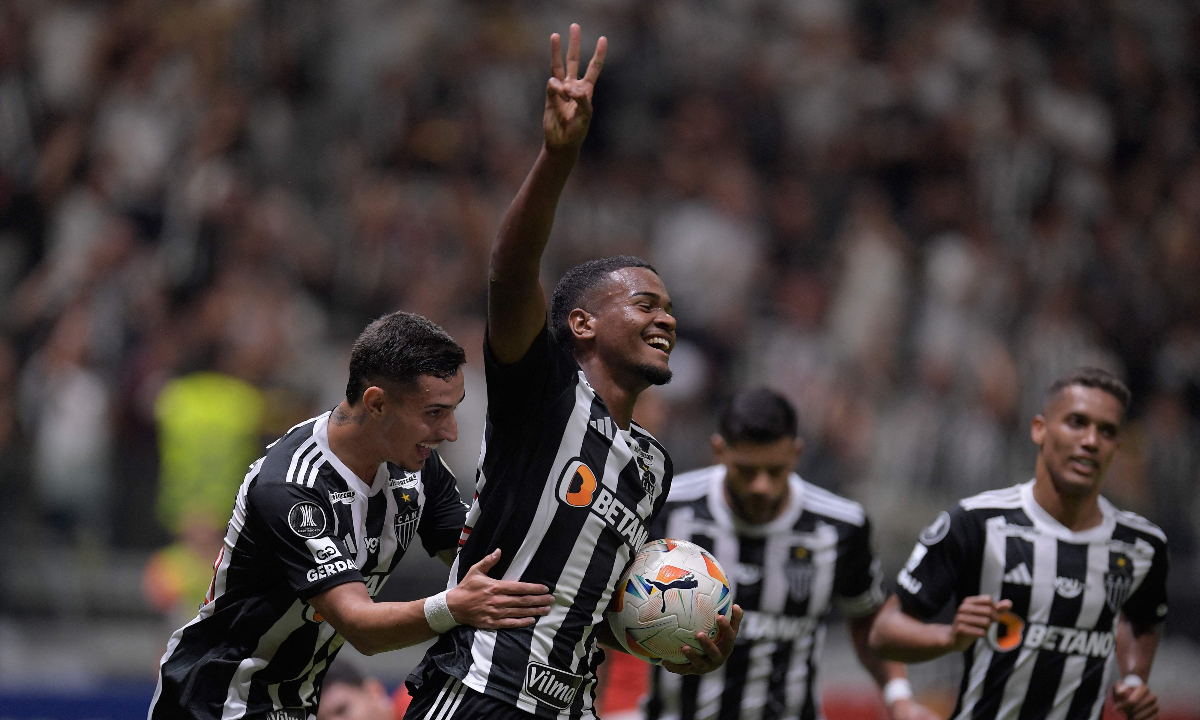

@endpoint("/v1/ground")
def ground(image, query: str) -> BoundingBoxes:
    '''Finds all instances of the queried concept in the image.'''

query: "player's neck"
[576,356,643,430]
[1032,464,1104,532]
[326,401,385,483]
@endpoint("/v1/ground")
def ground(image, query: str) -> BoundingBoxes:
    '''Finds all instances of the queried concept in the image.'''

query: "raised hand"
[946,595,1013,653]
[446,549,556,630]
[544,24,607,153]
[662,604,743,675]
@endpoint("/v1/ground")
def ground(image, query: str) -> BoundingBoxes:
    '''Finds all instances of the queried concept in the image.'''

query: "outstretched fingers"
[565,23,582,79]
[550,33,564,80]
[583,36,607,85]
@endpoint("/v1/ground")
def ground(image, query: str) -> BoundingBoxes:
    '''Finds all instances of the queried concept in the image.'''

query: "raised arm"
[487,24,607,365]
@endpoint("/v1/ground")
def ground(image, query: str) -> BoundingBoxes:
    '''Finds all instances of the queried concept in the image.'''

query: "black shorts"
[403,673,536,720]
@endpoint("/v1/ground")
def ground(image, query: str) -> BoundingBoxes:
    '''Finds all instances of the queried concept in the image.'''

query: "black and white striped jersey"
[149,411,466,720]
[643,465,885,720]
[897,481,1169,720]
[408,326,673,719]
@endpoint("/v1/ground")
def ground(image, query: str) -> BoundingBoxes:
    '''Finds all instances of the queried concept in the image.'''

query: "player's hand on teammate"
[446,549,555,630]
[889,698,941,720]
[1113,679,1158,720]
[544,23,606,154]
[944,595,1013,653]
[661,604,744,675]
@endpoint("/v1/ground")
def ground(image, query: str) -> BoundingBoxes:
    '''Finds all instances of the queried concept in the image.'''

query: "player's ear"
[1030,413,1046,446]
[710,433,727,459]
[568,307,595,340]
[362,385,387,417]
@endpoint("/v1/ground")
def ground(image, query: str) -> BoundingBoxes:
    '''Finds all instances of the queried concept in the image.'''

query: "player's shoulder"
[797,477,867,527]
[665,464,721,504]
[957,483,1025,513]
[1104,497,1168,545]
[254,415,331,498]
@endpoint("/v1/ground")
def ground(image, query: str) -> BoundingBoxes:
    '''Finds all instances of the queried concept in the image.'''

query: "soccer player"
[869,368,1168,720]
[405,23,741,720]
[646,388,937,720]
[149,312,555,720]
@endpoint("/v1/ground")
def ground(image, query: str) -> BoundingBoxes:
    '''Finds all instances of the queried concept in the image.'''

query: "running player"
[150,312,555,720]
[405,23,741,720]
[646,388,937,720]
[869,368,1168,720]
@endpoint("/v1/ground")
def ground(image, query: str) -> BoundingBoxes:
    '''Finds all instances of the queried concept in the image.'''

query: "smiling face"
[1031,384,1124,499]
[363,370,464,472]
[571,267,676,387]
[713,434,802,525]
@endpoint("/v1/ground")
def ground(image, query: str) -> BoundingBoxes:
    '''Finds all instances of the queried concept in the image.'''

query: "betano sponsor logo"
[555,458,649,550]
[987,611,1114,657]
[523,661,583,710]
[737,611,817,642]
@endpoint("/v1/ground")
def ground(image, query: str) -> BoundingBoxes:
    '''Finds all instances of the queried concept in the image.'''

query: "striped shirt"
[149,412,466,720]
[408,326,673,719]
[645,465,886,720]
[897,481,1169,720]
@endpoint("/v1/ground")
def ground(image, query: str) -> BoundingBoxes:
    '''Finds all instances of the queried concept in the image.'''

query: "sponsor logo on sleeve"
[523,661,584,710]
[305,537,341,563]
[288,501,327,538]
[920,511,951,545]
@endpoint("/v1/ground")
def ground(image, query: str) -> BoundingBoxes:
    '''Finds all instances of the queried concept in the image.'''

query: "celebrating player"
[405,23,741,720]
[150,312,555,720]
[645,388,937,720]
[869,368,1168,720]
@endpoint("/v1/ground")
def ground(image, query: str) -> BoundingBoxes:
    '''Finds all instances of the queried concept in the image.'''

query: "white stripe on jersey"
[951,515,1009,718]
[1044,543,1110,720]
[286,438,318,484]
[221,600,307,720]
[959,485,1023,511]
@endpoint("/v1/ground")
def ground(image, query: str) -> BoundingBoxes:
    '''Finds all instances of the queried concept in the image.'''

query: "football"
[607,539,734,665]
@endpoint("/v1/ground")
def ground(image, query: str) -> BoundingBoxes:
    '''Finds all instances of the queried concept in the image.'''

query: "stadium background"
[1,0,1199,718]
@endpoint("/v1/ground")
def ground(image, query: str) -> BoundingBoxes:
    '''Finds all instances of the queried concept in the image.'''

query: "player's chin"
[635,360,673,386]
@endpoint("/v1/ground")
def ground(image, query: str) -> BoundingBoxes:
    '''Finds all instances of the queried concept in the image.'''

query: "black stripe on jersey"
[363,489,387,569]
[485,396,615,709]
[716,537,764,720]
[974,526,1035,720]
[690,534,715,554]
[798,645,819,720]
[246,620,323,713]
[679,675,700,720]
[1016,541,1089,720]
[1064,543,1130,720]
[761,639,794,720]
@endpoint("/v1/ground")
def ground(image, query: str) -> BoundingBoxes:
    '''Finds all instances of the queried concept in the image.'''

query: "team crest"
[786,546,814,602]
[1105,555,1134,614]
[394,506,419,551]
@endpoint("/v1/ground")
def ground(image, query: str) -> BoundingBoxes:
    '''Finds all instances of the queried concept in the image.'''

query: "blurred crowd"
[0,0,1199,639]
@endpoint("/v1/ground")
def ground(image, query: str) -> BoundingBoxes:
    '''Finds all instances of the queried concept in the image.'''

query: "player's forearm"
[1116,616,1160,681]
[849,614,906,686]
[868,604,955,663]
[489,146,578,298]
[329,598,438,655]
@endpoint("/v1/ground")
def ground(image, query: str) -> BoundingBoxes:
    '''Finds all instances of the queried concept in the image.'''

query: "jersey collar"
[1019,479,1116,542]
[707,465,806,537]
[313,412,390,496]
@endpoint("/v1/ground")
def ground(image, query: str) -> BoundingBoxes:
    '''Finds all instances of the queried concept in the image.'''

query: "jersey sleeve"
[832,518,886,618]
[417,452,468,557]
[247,480,362,601]
[1120,537,1169,626]
[896,505,980,619]
[483,324,574,425]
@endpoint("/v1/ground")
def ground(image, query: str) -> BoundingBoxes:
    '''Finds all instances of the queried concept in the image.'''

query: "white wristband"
[424,591,459,633]
[1121,674,1144,688]
[883,678,914,706]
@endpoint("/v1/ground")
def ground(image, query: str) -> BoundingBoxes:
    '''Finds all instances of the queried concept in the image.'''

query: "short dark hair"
[718,387,800,445]
[322,659,365,689]
[345,311,466,404]
[549,255,659,344]
[1044,367,1132,413]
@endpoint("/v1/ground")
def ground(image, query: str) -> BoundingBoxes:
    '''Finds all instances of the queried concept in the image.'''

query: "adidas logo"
[1003,563,1033,586]
[589,417,617,441]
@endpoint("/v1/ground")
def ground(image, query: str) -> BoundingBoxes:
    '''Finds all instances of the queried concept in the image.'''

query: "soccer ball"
[607,539,734,665]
